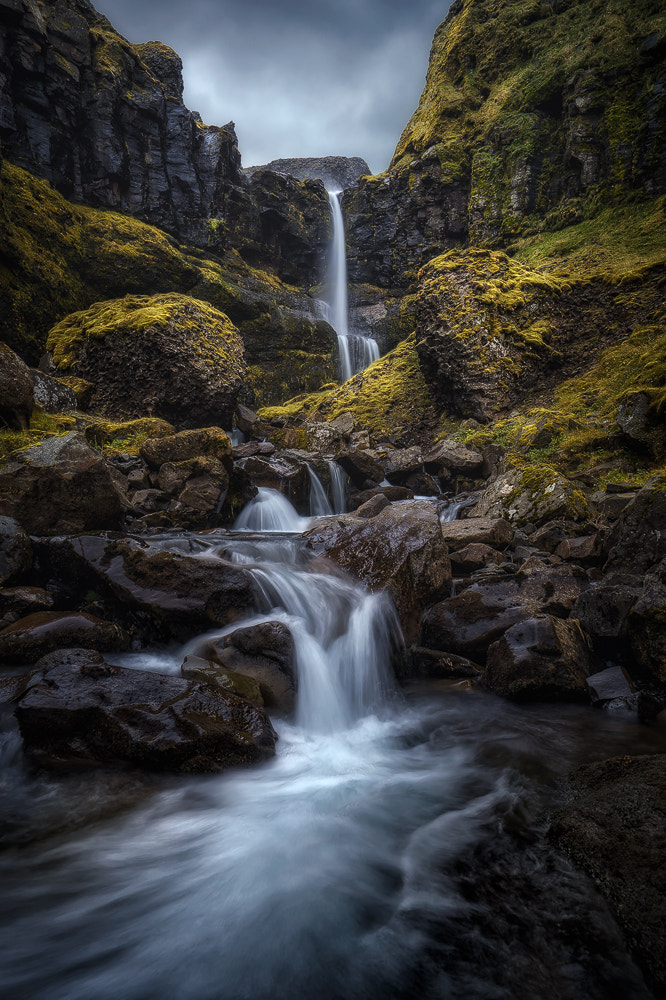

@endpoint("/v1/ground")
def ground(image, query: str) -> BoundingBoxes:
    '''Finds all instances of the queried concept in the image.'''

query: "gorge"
[1,0,666,998]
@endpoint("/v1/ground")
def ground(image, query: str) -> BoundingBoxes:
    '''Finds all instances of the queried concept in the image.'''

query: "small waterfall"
[326,190,379,382]
[307,464,333,517]
[233,487,308,532]
[327,459,347,514]
[440,495,477,522]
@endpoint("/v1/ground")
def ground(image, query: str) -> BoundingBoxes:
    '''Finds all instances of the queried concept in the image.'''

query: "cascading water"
[1,504,662,1000]
[306,464,333,517]
[325,190,379,381]
[233,487,309,532]
[327,459,347,514]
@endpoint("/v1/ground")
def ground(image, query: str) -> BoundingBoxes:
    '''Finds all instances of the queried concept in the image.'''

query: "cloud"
[97,0,451,173]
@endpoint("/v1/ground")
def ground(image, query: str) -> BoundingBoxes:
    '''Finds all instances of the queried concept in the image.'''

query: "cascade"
[327,459,347,513]
[325,190,379,381]
[232,487,309,532]
[306,464,333,517]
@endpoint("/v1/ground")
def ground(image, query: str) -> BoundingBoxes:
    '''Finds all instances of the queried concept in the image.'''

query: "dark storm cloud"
[96,0,452,172]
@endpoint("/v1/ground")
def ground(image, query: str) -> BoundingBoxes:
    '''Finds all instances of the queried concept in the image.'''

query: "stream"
[0,494,663,999]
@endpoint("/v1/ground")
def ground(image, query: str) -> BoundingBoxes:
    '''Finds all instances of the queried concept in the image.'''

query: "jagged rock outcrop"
[245,156,370,191]
[345,0,666,286]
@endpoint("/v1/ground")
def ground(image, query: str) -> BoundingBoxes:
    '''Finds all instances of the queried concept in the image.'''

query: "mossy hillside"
[259,333,438,438]
[0,162,330,371]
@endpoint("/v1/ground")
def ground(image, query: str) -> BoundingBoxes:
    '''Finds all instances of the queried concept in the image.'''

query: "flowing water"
[324,190,380,381]
[0,500,663,1000]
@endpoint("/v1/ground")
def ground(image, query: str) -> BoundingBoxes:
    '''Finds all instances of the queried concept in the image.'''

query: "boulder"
[0,611,129,665]
[605,475,666,578]
[0,432,123,534]
[473,466,590,527]
[336,449,385,489]
[440,517,514,552]
[347,485,414,510]
[241,455,309,511]
[47,294,246,430]
[423,439,484,477]
[572,584,641,651]
[304,501,451,642]
[0,516,32,585]
[38,534,259,641]
[554,534,604,565]
[30,369,77,414]
[180,654,264,706]
[198,621,296,712]
[449,543,503,575]
[484,616,592,700]
[0,586,54,622]
[15,654,277,773]
[550,755,666,994]
[235,403,261,437]
[403,647,483,681]
[586,665,635,704]
[383,447,424,485]
[420,564,588,661]
[355,495,391,519]
[625,558,666,684]
[0,341,33,429]
[616,391,657,448]
[140,426,232,469]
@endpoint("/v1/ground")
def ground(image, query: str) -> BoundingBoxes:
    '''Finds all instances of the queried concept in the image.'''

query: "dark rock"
[30,369,77,414]
[245,156,370,191]
[141,427,232,469]
[473,467,590,527]
[404,647,483,681]
[440,517,514,552]
[235,403,261,437]
[605,475,666,577]
[304,501,451,643]
[423,439,484,476]
[241,456,309,512]
[484,616,592,700]
[0,586,54,620]
[550,754,666,993]
[449,542,503,574]
[222,621,295,675]
[180,654,264,706]
[0,611,129,665]
[0,515,32,584]
[15,657,277,773]
[590,491,636,520]
[0,432,123,534]
[336,449,385,489]
[355,494,391,518]
[586,665,635,703]
[625,558,666,684]
[554,534,604,565]
[0,341,34,429]
[616,392,658,448]
[347,485,414,510]
[198,622,296,712]
[404,473,441,495]
[572,584,641,647]
[383,446,424,484]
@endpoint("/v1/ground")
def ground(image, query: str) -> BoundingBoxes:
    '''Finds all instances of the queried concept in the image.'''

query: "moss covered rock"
[47,294,245,430]
[473,464,590,527]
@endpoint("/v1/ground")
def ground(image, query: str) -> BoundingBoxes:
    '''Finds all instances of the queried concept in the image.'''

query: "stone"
[235,404,261,437]
[550,755,666,994]
[329,412,355,437]
[0,433,123,534]
[141,426,232,469]
[605,475,666,578]
[625,558,666,684]
[590,491,636,520]
[0,342,34,429]
[484,616,592,700]
[198,621,296,712]
[440,517,514,552]
[423,439,484,476]
[241,456,309,512]
[336,449,385,489]
[586,665,634,703]
[347,486,414,510]
[0,586,54,620]
[473,467,590,527]
[616,392,656,447]
[15,656,277,773]
[0,516,32,585]
[304,501,451,643]
[572,584,641,645]
[30,369,77,414]
[180,654,264,706]
[354,495,391,519]
[404,647,483,681]
[383,447,424,484]
[554,534,604,565]
[449,543,503,574]
[0,611,129,665]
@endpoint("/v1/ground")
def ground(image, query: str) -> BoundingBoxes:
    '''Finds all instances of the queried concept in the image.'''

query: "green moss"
[84,417,175,454]
[0,409,76,461]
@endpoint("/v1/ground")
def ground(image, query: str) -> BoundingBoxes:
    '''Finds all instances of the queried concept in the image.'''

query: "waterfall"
[325,190,379,382]
[327,459,347,513]
[307,464,333,517]
[233,487,308,532]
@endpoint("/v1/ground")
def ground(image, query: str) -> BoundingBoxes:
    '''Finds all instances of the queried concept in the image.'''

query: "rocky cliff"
[345,0,666,287]
[245,156,371,191]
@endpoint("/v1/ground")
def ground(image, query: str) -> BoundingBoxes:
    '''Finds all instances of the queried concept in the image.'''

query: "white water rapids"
[0,494,661,999]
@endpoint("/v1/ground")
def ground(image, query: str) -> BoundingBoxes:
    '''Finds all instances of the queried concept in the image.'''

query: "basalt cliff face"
[345,0,666,287]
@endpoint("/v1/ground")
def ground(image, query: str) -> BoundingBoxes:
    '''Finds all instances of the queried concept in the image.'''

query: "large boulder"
[0,432,123,534]
[197,621,296,712]
[0,342,34,429]
[604,475,666,578]
[0,515,32,585]
[473,466,590,527]
[625,558,666,684]
[30,369,77,414]
[484,616,592,700]
[46,294,246,430]
[0,611,129,665]
[423,439,484,477]
[440,517,514,552]
[304,501,451,642]
[140,426,232,468]
[15,653,277,773]
[420,563,588,661]
[550,755,666,994]
[38,534,259,641]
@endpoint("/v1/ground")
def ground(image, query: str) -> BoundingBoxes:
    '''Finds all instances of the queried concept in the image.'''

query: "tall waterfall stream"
[0,494,662,999]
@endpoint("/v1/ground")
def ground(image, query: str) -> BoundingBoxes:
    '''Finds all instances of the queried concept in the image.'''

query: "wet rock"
[180,654,264,706]
[347,485,414,510]
[440,517,514,552]
[404,472,441,495]
[241,455,309,512]
[550,754,666,994]
[484,616,592,700]
[0,611,129,665]
[449,543,503,575]
[38,534,259,641]
[605,475,666,578]
[232,441,276,460]
[223,621,295,675]
[473,466,590,527]
[15,656,277,773]
[178,469,229,513]
[129,489,168,515]
[531,520,582,553]
[554,534,604,565]
[0,516,32,585]
[0,432,123,535]
[304,501,451,642]
[403,647,483,681]
[625,558,666,684]
[235,404,261,437]
[355,495,390,519]
[421,564,588,661]
[141,427,232,469]
[383,447,424,484]
[423,439,484,477]
[0,586,54,621]
[0,341,33,429]
[336,449,385,489]
[586,665,635,704]
[329,412,355,437]
[199,622,296,712]
[572,584,641,649]
[30,369,77,414]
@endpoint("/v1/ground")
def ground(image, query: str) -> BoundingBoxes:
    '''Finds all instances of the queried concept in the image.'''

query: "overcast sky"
[96,0,451,173]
